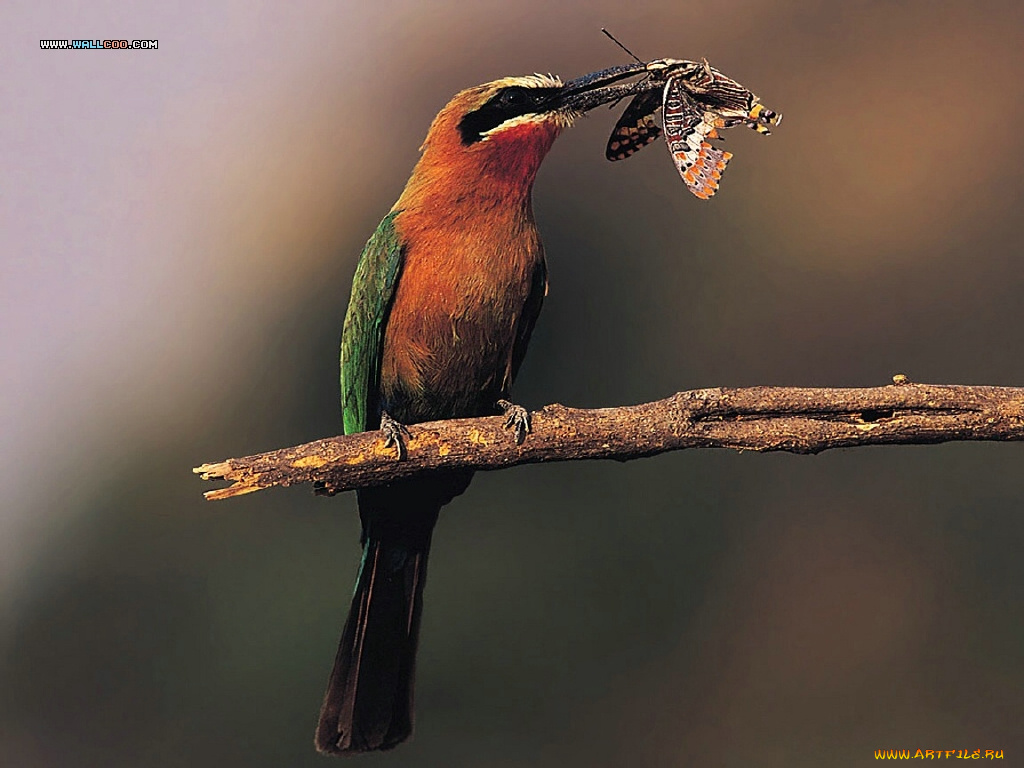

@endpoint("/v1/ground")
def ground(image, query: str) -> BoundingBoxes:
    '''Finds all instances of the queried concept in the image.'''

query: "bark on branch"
[194,379,1024,501]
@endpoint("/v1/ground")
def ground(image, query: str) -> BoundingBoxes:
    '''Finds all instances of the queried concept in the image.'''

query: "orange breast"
[379,195,545,422]
[375,92,562,422]
[380,178,548,423]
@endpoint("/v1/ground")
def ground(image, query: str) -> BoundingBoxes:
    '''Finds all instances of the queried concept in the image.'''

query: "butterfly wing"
[662,78,732,200]
[606,89,663,161]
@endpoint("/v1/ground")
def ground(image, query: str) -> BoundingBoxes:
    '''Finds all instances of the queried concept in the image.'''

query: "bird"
[314,65,659,755]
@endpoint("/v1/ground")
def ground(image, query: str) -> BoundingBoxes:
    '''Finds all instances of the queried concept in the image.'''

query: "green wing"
[340,211,404,435]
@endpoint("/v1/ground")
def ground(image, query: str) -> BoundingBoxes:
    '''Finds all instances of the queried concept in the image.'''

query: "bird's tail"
[315,475,468,754]
[314,532,430,753]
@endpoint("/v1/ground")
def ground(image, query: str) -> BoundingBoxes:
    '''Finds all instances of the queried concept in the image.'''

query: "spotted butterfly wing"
[606,89,663,161]
[662,76,732,200]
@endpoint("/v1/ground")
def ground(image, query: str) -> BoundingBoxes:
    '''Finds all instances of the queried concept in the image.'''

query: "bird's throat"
[397,120,560,213]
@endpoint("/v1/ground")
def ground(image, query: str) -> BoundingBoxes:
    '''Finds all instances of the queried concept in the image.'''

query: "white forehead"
[488,73,563,90]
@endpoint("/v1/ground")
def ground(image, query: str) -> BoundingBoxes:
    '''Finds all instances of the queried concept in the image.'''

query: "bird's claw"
[497,399,531,445]
[379,410,410,460]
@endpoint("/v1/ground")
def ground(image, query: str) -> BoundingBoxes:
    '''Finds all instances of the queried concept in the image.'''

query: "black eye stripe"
[457,86,561,145]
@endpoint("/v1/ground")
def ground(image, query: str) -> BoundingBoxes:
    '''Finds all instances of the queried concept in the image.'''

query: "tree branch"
[193,378,1024,501]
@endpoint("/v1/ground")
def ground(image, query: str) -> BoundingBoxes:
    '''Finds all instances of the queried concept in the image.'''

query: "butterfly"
[606,61,781,199]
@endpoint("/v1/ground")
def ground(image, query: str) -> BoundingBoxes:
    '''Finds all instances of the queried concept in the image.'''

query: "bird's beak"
[555,62,660,114]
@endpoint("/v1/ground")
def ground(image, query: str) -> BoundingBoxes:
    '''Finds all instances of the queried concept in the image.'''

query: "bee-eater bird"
[315,64,660,755]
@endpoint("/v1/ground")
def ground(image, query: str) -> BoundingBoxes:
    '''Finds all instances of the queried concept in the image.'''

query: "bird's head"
[402,67,649,197]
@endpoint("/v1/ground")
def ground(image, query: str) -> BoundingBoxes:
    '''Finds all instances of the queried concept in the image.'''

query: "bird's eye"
[499,87,530,108]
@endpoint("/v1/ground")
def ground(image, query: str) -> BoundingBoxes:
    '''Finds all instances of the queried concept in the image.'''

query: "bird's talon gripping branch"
[379,410,411,460]
[498,399,531,445]
[313,479,339,497]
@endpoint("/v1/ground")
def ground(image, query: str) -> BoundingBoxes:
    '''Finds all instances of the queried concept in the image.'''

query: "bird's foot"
[379,410,411,460]
[497,399,531,445]
[313,480,338,497]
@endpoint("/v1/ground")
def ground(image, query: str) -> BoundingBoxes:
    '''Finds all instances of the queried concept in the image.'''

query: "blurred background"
[3,1,1024,766]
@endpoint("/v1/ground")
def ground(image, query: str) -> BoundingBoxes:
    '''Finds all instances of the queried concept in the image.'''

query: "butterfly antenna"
[601,28,644,64]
